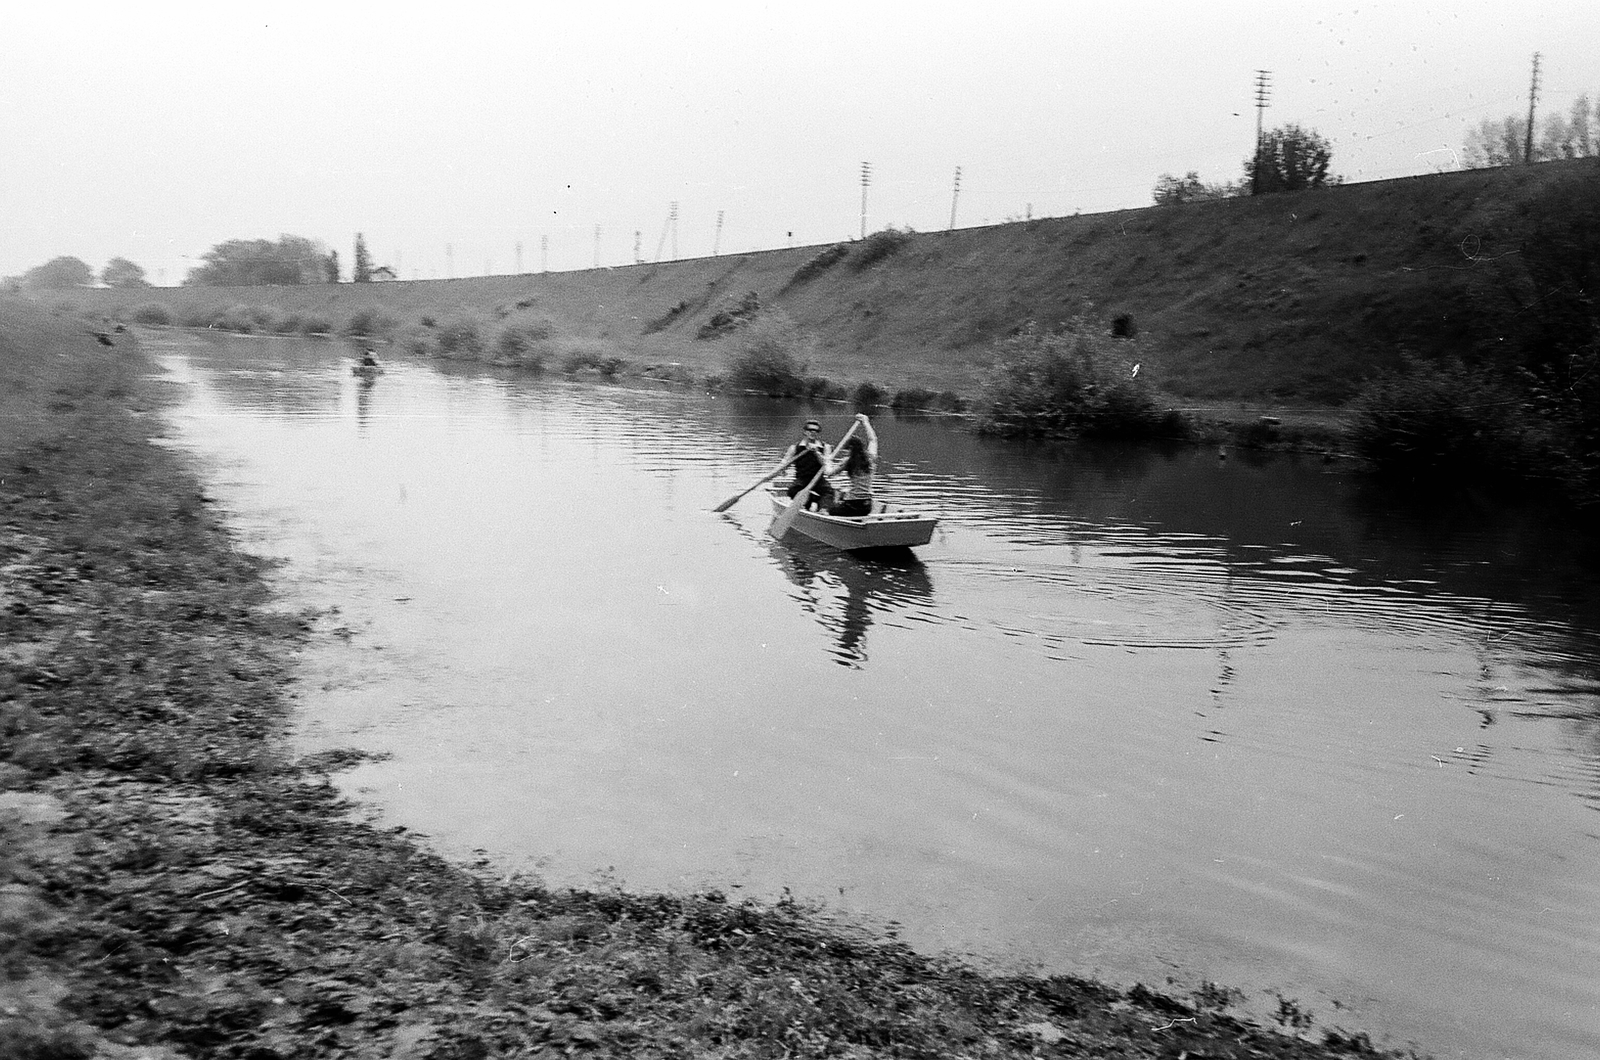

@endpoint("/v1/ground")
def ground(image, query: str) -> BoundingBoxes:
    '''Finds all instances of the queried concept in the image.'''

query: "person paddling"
[824,413,879,517]
[775,418,837,511]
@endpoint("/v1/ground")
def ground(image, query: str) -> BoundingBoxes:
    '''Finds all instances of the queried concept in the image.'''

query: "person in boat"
[825,413,879,517]
[359,348,380,368]
[776,418,836,511]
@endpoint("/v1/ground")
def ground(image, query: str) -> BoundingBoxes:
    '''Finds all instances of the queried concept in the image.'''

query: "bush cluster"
[724,313,813,397]
[890,388,966,413]
[697,292,762,339]
[343,307,398,339]
[489,324,552,371]
[1351,169,1600,509]
[642,299,691,334]
[787,243,849,287]
[975,319,1172,438]
[851,227,913,271]
[562,351,626,377]
[157,303,333,336]
[1350,357,1544,489]
[852,382,886,408]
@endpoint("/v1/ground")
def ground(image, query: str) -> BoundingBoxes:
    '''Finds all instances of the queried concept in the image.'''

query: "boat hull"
[769,494,937,550]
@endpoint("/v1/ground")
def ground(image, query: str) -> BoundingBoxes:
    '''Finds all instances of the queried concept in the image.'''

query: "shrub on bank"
[562,350,626,377]
[1349,356,1540,488]
[343,307,398,339]
[297,315,334,336]
[852,382,886,409]
[131,303,171,326]
[975,319,1170,438]
[490,323,551,370]
[890,387,939,411]
[725,313,812,397]
[804,376,848,401]
[434,316,484,358]
[786,243,850,289]
[851,227,913,271]
[216,304,261,333]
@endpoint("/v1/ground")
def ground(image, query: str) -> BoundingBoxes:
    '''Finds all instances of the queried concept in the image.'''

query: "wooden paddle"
[712,450,803,513]
[770,419,859,540]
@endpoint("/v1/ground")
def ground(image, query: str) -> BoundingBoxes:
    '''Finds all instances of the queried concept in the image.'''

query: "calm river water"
[152,331,1600,1059]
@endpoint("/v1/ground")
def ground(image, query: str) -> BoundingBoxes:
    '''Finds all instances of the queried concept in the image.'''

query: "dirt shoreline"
[1,305,1421,1058]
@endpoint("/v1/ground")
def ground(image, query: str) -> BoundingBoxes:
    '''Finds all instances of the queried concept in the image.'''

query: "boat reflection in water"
[767,537,935,667]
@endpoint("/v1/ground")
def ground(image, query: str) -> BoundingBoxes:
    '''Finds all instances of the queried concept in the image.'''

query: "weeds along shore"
[1,301,1418,1059]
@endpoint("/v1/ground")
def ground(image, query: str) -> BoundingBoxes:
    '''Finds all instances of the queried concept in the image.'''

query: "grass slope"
[36,158,1599,412]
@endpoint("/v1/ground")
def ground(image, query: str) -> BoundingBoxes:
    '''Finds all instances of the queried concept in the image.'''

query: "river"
[152,330,1600,1059]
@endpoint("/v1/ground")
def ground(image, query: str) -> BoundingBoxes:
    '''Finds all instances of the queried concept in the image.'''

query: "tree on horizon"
[353,233,372,283]
[101,257,149,288]
[22,256,94,289]
[1247,124,1336,195]
[1464,95,1599,166]
[185,236,333,286]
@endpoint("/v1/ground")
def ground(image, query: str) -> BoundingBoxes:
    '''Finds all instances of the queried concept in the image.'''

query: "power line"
[860,162,872,239]
[1525,52,1542,164]
[1252,70,1272,194]
[1254,69,1272,146]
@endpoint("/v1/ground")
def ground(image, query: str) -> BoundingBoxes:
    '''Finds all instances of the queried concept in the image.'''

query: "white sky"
[4,1,1596,284]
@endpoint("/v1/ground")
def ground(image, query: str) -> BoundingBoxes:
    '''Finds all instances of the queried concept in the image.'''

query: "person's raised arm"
[857,413,879,461]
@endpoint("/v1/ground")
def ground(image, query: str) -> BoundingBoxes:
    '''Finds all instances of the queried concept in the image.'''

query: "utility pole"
[1252,70,1272,193]
[633,230,642,265]
[949,166,961,231]
[540,235,548,273]
[594,224,602,268]
[515,242,523,274]
[670,202,679,260]
[445,243,454,278]
[1525,52,1542,164]
[713,210,724,256]
[860,162,872,239]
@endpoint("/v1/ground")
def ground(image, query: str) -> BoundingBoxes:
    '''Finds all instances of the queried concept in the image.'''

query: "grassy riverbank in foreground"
[0,303,1425,1058]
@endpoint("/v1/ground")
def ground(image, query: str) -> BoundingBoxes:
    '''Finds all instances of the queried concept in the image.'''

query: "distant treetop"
[185,235,334,286]
[1247,124,1337,194]
[22,256,94,289]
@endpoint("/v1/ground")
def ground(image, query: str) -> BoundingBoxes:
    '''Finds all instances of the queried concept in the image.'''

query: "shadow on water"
[719,510,935,667]
[767,540,935,667]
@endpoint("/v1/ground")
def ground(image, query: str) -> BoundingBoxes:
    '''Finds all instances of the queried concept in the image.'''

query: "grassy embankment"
[0,305,1426,1057]
[41,159,1600,451]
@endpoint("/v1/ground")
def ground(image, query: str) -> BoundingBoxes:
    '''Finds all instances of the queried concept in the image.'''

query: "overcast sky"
[5,1,1596,285]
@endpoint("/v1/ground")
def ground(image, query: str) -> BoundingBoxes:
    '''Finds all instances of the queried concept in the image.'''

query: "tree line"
[1463,94,1599,166]
[1152,123,1338,205]
[5,234,383,291]
[1153,93,1600,206]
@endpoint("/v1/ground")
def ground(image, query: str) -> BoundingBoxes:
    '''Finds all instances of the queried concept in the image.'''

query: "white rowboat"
[769,492,938,551]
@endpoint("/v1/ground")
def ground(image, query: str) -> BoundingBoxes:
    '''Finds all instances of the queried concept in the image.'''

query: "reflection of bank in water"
[767,537,935,667]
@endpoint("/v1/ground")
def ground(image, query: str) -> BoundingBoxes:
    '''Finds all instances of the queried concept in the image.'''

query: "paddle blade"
[770,470,823,539]
[769,491,808,538]
[714,453,801,513]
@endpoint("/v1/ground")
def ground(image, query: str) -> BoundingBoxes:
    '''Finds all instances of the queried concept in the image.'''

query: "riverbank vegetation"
[29,157,1600,503]
[973,319,1182,439]
[0,301,1423,1060]
[1349,163,1600,509]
